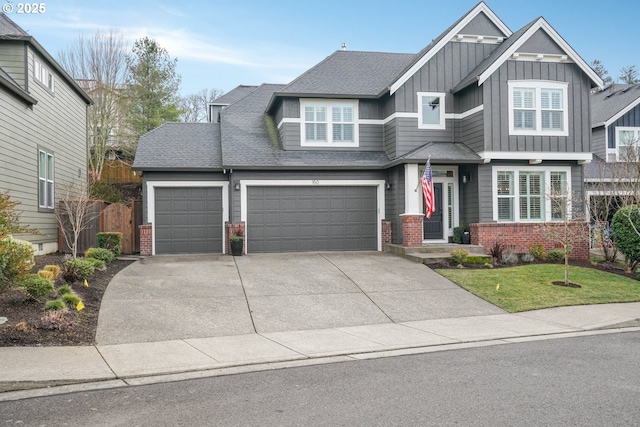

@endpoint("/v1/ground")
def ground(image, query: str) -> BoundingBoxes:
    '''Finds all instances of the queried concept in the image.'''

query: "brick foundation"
[139,224,152,256]
[471,222,590,260]
[400,214,424,247]
[382,220,392,250]
[225,222,245,255]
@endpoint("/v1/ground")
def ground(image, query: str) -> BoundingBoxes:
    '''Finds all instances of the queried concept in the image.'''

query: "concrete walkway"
[1,253,639,399]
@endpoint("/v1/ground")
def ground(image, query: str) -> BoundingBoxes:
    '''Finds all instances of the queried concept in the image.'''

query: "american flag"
[422,159,435,219]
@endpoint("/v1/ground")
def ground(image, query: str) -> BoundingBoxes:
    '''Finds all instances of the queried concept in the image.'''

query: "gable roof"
[133,123,222,171]
[454,17,603,92]
[222,84,389,169]
[389,1,512,95]
[0,13,92,105]
[592,83,640,127]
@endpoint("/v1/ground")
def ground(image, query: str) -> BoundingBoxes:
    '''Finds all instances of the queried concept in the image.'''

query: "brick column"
[382,220,392,250]
[225,222,246,255]
[400,214,424,247]
[139,224,152,256]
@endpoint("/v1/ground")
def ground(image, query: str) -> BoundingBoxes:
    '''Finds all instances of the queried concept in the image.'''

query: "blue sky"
[6,0,639,96]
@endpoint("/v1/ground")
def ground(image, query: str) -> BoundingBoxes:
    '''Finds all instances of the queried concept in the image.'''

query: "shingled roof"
[592,84,640,127]
[133,123,222,170]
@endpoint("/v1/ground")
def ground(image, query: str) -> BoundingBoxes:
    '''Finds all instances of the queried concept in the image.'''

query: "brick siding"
[139,224,152,256]
[471,222,590,260]
[401,214,424,247]
[382,220,392,250]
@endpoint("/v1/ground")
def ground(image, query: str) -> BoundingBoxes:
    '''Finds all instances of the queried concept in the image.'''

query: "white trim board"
[145,181,230,256]
[239,179,386,253]
[604,96,640,127]
[478,151,592,162]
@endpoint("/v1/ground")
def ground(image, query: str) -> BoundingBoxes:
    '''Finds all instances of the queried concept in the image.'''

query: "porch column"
[400,213,424,247]
[404,163,421,214]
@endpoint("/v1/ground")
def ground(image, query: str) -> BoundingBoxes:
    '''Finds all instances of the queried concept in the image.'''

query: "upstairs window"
[38,148,54,210]
[34,58,55,92]
[508,81,568,136]
[301,100,358,146]
[616,127,640,161]
[417,92,446,129]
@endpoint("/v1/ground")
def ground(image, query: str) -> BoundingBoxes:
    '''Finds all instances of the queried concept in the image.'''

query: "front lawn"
[435,264,640,313]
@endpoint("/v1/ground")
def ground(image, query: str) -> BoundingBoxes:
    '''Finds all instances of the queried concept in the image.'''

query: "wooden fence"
[58,200,142,254]
[100,159,142,184]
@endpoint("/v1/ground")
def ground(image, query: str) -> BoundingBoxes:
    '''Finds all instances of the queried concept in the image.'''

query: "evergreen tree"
[619,65,640,85]
[121,37,181,158]
[590,59,613,87]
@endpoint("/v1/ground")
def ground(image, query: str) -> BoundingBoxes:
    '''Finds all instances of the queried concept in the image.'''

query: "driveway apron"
[96,252,503,345]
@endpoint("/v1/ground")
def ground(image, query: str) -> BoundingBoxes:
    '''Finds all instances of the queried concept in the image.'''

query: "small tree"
[591,59,613,87]
[611,205,640,272]
[55,181,100,259]
[619,65,640,85]
[543,185,589,286]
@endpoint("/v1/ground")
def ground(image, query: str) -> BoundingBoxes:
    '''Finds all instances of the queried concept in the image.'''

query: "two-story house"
[134,2,602,258]
[0,13,92,254]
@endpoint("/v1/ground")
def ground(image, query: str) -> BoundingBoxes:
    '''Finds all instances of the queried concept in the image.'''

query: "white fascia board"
[477,18,604,89]
[389,2,512,95]
[604,96,640,127]
[146,181,230,255]
[478,151,592,162]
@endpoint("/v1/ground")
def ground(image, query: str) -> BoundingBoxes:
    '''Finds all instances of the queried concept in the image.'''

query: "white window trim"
[300,99,359,147]
[492,166,572,223]
[507,81,568,137]
[34,58,55,92]
[614,126,640,161]
[145,181,230,255]
[239,180,385,253]
[38,148,54,210]
[417,92,446,130]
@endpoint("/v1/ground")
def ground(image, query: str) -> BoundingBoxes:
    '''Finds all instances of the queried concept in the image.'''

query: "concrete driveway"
[96,252,504,345]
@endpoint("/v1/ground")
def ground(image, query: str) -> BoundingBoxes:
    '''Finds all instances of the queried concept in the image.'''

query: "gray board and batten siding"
[482,61,592,154]
[606,103,640,149]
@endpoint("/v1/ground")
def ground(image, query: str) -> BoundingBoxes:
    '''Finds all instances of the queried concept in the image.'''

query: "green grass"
[435,264,640,313]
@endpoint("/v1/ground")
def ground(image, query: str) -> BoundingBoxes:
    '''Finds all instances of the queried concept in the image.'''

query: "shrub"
[450,248,469,265]
[489,242,505,263]
[20,274,55,300]
[61,258,95,282]
[40,309,73,329]
[85,247,115,264]
[483,262,494,269]
[90,180,123,203]
[44,299,66,311]
[611,205,640,271]
[61,293,82,307]
[520,253,535,263]
[97,232,123,256]
[546,249,566,262]
[37,270,54,282]
[466,256,489,264]
[1,236,35,283]
[529,244,546,261]
[452,224,466,244]
[43,264,61,280]
[84,257,106,271]
[56,285,73,296]
[501,248,518,265]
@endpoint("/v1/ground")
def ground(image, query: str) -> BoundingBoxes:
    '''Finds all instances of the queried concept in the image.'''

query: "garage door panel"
[248,186,377,253]
[154,187,223,254]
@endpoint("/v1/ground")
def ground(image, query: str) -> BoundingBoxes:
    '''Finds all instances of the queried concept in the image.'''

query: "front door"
[423,183,443,240]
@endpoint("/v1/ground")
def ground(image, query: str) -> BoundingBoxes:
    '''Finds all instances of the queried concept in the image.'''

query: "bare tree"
[591,59,613,87]
[56,181,101,259]
[57,30,129,179]
[619,65,640,84]
[543,184,589,287]
[179,88,224,122]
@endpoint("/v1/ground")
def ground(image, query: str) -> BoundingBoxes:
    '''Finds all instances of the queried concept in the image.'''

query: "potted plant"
[452,223,465,244]
[230,230,244,256]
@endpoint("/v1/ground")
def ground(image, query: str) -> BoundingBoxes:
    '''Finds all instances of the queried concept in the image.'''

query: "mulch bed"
[0,254,133,347]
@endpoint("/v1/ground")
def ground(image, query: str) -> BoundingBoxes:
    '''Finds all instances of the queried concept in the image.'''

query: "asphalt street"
[2,330,639,427]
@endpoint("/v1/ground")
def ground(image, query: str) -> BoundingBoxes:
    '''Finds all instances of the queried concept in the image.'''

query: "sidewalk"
[2,302,639,400]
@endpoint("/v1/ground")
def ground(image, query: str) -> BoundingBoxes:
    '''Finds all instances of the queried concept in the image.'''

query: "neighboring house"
[0,14,92,254]
[133,2,602,258]
[586,83,640,224]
